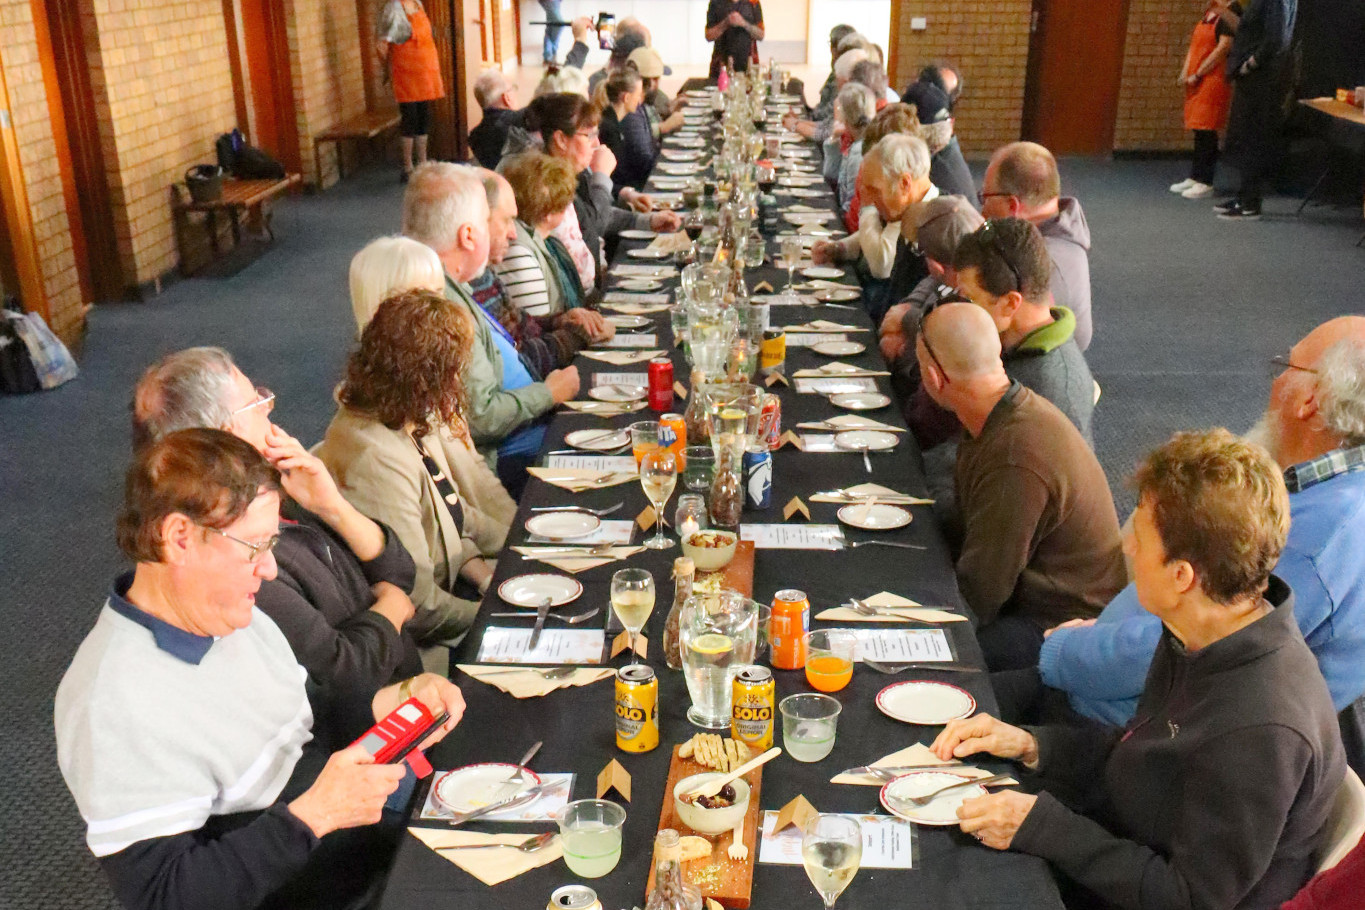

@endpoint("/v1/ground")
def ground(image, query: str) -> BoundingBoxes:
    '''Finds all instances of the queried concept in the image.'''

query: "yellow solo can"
[731,665,775,750]
[615,665,659,752]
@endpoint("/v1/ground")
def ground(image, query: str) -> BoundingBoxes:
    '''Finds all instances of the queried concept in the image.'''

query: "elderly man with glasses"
[915,303,1125,671]
[131,347,427,714]
[55,429,466,910]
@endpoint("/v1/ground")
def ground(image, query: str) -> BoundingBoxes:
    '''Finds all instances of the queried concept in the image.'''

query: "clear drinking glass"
[803,631,856,693]
[780,693,842,763]
[556,799,627,878]
[640,448,678,550]
[611,567,656,665]
[801,814,862,908]
[744,229,765,269]
[630,420,661,468]
[679,590,759,728]
[682,446,716,492]
[780,236,804,300]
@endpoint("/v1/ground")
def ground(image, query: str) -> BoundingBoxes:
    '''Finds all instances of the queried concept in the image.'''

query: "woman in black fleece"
[932,429,1345,910]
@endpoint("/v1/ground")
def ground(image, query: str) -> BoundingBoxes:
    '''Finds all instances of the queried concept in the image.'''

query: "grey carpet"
[1,159,1360,907]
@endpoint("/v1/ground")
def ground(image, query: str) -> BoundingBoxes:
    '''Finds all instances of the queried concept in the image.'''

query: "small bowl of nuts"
[681,530,738,572]
[673,773,751,835]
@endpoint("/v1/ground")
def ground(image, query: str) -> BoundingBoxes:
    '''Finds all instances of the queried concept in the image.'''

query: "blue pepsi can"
[743,444,772,509]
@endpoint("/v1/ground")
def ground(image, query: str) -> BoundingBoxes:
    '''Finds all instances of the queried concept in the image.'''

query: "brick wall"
[285,0,368,188]
[889,0,1033,157]
[1114,0,1203,151]
[82,0,238,288]
[0,1,86,341]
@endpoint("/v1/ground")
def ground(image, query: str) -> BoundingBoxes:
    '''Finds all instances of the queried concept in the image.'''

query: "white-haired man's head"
[401,162,491,283]
[474,70,515,110]
[833,49,869,87]
[862,133,932,224]
[348,236,445,332]
[1247,317,1365,468]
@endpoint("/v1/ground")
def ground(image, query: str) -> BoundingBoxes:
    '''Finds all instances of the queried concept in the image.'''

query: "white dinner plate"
[672,137,706,148]
[831,392,892,411]
[812,287,861,303]
[802,266,846,279]
[658,164,703,176]
[876,680,977,725]
[879,771,987,826]
[496,573,585,608]
[564,428,631,451]
[838,503,912,530]
[811,340,867,357]
[618,229,656,240]
[606,314,652,330]
[779,175,822,187]
[588,383,647,403]
[627,248,671,259]
[661,149,702,161]
[784,212,834,225]
[786,188,826,198]
[523,511,602,540]
[434,763,544,814]
[834,430,899,452]
[617,279,663,292]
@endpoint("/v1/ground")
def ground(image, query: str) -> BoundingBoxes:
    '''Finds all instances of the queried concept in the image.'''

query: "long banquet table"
[377,87,1063,910]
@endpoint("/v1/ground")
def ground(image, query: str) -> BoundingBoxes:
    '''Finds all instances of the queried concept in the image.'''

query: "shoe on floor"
[1212,198,1239,215]
[1181,181,1213,199]
[1170,178,1196,194]
[1216,201,1261,221]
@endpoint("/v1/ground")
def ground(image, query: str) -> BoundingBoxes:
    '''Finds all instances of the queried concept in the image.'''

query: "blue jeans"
[539,0,565,62]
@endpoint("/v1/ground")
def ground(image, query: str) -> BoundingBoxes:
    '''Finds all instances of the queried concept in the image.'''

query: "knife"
[841,762,964,776]
[446,779,560,827]
[527,595,553,652]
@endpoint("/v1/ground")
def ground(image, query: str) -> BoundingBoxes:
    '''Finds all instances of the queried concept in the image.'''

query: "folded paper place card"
[597,759,632,801]
[674,380,688,400]
[770,795,818,836]
[763,371,790,388]
[610,631,647,659]
[782,497,811,521]
[474,628,606,665]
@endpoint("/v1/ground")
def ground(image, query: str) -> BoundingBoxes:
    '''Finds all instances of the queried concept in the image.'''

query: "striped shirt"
[492,243,552,317]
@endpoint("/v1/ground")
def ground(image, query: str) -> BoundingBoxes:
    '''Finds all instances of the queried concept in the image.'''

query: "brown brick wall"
[889,0,1033,157]
[285,0,368,188]
[1114,0,1204,151]
[0,0,87,341]
[82,0,238,287]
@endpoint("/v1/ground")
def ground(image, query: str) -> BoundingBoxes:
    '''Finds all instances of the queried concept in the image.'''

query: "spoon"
[436,832,558,854]
[685,747,783,800]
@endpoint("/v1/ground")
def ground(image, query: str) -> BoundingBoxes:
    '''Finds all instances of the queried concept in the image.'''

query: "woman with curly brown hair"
[316,288,514,647]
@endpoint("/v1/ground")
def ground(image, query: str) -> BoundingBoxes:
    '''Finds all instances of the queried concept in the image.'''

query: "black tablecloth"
[377,91,1062,910]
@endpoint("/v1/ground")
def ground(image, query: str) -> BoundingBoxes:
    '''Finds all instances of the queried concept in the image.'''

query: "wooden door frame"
[426,0,479,161]
[0,35,50,320]
[1021,0,1131,154]
[230,0,302,172]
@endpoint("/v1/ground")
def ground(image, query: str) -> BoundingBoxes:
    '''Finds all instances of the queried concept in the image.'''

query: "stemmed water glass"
[801,815,862,909]
[639,448,678,549]
[610,568,655,667]
[780,235,804,303]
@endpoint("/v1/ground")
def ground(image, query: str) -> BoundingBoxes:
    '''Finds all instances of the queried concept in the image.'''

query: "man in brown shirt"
[915,303,1125,670]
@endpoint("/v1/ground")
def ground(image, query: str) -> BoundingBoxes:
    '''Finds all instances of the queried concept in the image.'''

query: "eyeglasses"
[1268,354,1317,379]
[977,221,1023,294]
[977,187,1013,205]
[204,526,281,563]
[575,128,599,140]
[230,387,275,418]
[919,329,949,384]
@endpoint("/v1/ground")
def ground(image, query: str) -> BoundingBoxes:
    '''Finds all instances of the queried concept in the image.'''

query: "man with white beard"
[1008,318,1365,765]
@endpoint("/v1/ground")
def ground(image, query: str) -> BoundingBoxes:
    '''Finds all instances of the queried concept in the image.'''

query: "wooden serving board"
[646,744,763,908]
[697,540,756,598]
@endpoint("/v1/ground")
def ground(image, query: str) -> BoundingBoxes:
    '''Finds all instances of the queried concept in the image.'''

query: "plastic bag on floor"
[5,307,77,391]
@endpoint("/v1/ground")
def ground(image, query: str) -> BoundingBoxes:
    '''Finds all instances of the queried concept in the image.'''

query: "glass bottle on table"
[645,829,703,910]
[708,445,743,532]
[662,556,696,671]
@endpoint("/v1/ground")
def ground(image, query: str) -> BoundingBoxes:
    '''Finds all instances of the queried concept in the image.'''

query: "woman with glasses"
[522,92,680,292]
[317,288,512,647]
[55,427,467,910]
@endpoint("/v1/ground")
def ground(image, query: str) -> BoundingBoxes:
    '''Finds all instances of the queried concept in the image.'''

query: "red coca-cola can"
[761,393,782,450]
[647,357,674,412]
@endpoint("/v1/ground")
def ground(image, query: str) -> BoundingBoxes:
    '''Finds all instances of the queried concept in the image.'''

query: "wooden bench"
[314,110,402,185]
[171,174,301,272]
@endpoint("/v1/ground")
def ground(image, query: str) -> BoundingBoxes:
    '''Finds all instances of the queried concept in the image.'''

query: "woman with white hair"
[348,235,445,331]
[822,83,878,217]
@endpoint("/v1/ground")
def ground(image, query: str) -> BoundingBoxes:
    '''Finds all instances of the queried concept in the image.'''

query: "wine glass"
[801,815,862,909]
[684,210,705,260]
[639,448,678,550]
[780,235,804,302]
[611,568,655,667]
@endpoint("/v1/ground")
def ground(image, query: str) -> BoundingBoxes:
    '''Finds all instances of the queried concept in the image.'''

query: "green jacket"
[444,275,555,461]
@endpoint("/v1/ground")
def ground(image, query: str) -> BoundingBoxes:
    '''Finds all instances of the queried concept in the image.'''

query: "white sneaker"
[1170,178,1196,194]
[1181,181,1213,198]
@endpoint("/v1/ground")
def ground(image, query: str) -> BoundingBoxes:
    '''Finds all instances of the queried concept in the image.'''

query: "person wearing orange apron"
[1170,1,1241,198]
[377,0,445,181]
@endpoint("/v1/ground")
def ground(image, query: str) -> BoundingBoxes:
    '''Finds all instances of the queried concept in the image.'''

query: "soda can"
[760,393,782,451]
[659,412,688,468]
[760,328,786,372]
[732,665,775,750]
[548,885,603,910]
[743,445,772,510]
[770,589,810,670]
[648,357,674,412]
[615,665,659,753]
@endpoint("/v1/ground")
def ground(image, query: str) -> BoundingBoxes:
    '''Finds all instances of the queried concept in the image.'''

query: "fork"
[894,773,1012,807]
[490,607,602,624]
[863,660,975,675]
[846,599,932,625]
[521,543,619,558]
[436,832,557,854]
[530,503,624,517]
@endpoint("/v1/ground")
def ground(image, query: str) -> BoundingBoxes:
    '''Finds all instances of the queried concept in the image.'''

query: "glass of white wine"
[639,448,679,550]
[611,568,655,667]
[801,814,862,909]
[780,235,804,303]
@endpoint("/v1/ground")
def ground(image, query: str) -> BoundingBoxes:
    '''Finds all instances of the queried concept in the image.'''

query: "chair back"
[1316,766,1365,873]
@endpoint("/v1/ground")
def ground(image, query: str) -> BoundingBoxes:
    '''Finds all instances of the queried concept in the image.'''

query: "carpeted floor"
[1,156,1360,907]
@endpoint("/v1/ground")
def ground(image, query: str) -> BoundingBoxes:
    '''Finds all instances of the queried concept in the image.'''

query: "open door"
[426,0,483,161]
[230,0,301,172]
[1021,0,1131,155]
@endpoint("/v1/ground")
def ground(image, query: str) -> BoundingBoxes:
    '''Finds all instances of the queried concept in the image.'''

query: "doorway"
[1021,0,1131,155]
[230,0,301,173]
[426,0,482,161]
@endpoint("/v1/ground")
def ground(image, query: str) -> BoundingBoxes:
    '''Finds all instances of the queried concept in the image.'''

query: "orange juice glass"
[803,630,856,693]
[629,421,660,468]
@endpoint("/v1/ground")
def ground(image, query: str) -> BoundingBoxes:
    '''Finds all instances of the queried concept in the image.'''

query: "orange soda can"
[659,413,687,469]
[770,589,810,670]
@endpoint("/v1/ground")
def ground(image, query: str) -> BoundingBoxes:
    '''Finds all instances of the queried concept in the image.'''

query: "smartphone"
[596,12,616,50]
[351,697,448,776]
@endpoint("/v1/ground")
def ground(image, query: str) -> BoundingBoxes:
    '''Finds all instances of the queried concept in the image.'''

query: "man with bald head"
[1039,318,1365,764]
[979,142,1092,351]
[918,304,1124,670]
